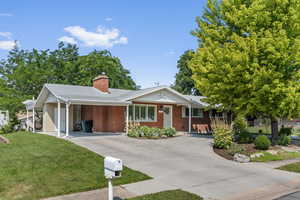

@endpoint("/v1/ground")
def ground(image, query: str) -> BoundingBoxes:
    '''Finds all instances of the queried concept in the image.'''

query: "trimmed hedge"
[254,135,271,150]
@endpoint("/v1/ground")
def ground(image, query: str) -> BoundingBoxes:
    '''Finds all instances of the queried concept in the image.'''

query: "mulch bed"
[213,143,281,161]
[0,135,10,144]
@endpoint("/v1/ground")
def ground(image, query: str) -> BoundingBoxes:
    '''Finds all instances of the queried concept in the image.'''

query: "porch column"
[66,103,70,137]
[188,104,192,133]
[32,97,35,133]
[26,109,29,131]
[126,105,129,135]
[57,100,61,137]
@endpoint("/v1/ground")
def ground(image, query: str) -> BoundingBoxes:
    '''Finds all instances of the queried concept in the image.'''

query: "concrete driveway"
[69,134,300,200]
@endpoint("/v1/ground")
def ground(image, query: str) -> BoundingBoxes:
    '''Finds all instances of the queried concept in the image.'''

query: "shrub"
[278,134,291,146]
[235,131,254,144]
[233,115,247,134]
[162,127,176,137]
[228,143,245,156]
[213,127,233,149]
[254,135,271,150]
[0,122,14,134]
[279,127,293,136]
[128,126,175,138]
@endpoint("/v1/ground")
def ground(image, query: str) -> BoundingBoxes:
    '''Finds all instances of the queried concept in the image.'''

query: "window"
[182,107,204,118]
[129,104,157,122]
[209,110,225,119]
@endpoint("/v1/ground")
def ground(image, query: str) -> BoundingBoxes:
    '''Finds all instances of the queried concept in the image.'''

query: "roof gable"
[130,87,191,104]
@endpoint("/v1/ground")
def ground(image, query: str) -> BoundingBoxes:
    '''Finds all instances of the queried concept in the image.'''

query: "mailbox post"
[104,156,123,200]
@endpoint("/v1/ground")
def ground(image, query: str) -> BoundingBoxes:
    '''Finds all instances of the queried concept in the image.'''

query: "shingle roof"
[184,95,209,107]
[34,83,208,107]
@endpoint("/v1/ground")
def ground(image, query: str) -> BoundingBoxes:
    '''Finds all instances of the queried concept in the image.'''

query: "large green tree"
[0,42,137,114]
[173,50,201,95]
[189,0,300,143]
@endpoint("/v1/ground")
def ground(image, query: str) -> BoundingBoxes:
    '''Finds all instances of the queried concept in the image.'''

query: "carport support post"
[66,103,70,137]
[188,104,192,133]
[126,105,129,135]
[26,109,29,131]
[57,100,61,137]
[32,96,35,133]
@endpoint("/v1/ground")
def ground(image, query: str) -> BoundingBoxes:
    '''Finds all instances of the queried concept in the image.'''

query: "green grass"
[126,190,203,200]
[277,162,300,173]
[0,132,151,200]
[251,151,300,162]
[246,126,271,134]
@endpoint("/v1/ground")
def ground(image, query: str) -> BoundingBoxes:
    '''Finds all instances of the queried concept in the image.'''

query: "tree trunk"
[271,118,279,145]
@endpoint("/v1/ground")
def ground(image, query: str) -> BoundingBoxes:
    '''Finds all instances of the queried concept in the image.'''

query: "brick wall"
[81,105,125,132]
[81,103,211,132]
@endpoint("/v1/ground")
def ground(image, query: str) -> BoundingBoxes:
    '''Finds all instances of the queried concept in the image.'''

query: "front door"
[163,105,172,128]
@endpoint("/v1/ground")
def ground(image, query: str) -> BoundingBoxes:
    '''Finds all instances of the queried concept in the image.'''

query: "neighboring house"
[0,110,9,127]
[33,74,227,136]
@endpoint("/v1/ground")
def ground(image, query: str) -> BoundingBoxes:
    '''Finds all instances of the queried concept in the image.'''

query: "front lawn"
[0,132,150,200]
[277,162,300,173]
[126,190,203,200]
[251,151,300,162]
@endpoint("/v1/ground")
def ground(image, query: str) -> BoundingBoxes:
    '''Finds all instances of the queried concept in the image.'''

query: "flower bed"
[128,126,176,139]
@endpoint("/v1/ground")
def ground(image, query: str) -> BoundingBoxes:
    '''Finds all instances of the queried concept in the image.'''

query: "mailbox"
[104,156,123,179]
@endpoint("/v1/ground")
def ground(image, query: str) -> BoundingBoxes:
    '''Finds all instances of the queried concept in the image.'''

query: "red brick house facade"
[34,74,224,136]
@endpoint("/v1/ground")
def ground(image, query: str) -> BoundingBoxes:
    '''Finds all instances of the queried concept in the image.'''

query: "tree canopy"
[0,42,137,114]
[172,50,201,95]
[189,0,300,141]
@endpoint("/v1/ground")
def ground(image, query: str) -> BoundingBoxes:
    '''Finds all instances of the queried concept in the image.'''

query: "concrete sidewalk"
[42,185,135,200]
[43,179,178,200]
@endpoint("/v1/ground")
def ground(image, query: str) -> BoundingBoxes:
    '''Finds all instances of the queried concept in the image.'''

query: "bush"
[0,122,14,134]
[128,126,176,138]
[213,127,233,149]
[254,135,271,150]
[279,127,292,136]
[278,134,291,146]
[163,128,176,137]
[233,115,247,134]
[235,131,254,144]
[228,143,245,156]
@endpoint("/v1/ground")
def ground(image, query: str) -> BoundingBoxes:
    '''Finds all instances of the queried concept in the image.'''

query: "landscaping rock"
[234,153,250,163]
[281,146,300,153]
[266,150,278,155]
[0,135,10,144]
[250,153,264,159]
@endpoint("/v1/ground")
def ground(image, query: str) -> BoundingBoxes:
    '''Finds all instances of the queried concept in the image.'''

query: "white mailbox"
[104,156,123,179]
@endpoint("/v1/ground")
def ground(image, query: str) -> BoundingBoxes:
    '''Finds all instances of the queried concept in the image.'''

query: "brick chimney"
[93,73,109,93]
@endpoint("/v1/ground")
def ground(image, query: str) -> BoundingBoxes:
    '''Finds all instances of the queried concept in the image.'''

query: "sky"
[0,0,206,88]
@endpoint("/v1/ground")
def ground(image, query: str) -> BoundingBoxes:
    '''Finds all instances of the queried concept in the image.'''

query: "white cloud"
[0,13,13,17]
[58,36,77,44]
[0,40,17,50]
[0,32,12,39]
[105,17,113,22]
[61,25,128,48]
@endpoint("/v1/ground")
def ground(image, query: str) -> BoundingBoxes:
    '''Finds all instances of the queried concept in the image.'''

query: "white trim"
[66,103,70,137]
[125,86,192,103]
[57,101,61,137]
[126,105,129,135]
[70,101,131,106]
[32,96,35,133]
[130,104,157,122]
[188,104,191,133]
